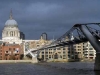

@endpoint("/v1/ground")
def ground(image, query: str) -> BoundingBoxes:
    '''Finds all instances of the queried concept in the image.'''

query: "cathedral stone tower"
[2,10,25,44]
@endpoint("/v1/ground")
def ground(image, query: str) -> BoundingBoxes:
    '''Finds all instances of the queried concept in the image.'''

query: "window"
[63,51,66,54]
[63,55,66,57]
[37,45,39,47]
[63,48,65,50]
[5,54,8,56]
[13,48,15,50]
[46,55,48,57]
[49,49,52,50]
[53,48,56,50]
[6,51,8,53]
[46,52,48,54]
[57,48,60,50]
[84,48,88,50]
[89,54,94,56]
[89,48,93,50]
[9,48,11,50]
[68,48,70,50]
[68,51,70,53]
[10,31,13,36]
[63,57,66,59]
[73,46,76,48]
[78,46,81,48]
[78,49,81,51]
[54,53,58,59]
[58,52,61,54]
[78,52,81,54]
[68,55,70,58]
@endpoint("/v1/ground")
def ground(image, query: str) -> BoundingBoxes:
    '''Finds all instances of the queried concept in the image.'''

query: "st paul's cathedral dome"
[2,10,25,44]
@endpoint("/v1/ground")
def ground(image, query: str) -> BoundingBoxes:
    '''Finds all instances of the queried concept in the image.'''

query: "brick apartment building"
[0,43,23,60]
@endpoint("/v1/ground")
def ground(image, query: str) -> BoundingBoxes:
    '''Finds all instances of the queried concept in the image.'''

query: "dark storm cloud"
[0,0,100,39]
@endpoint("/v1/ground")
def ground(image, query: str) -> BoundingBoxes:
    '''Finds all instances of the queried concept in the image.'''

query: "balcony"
[84,55,88,57]
[84,52,88,54]
[83,49,88,51]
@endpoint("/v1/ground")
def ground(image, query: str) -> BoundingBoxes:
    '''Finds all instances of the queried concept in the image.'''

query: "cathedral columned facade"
[2,11,25,44]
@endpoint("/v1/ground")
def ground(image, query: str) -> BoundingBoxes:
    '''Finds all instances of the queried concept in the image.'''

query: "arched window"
[54,53,58,59]
[10,31,13,36]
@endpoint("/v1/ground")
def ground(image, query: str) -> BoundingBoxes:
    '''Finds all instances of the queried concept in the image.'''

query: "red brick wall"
[1,44,23,60]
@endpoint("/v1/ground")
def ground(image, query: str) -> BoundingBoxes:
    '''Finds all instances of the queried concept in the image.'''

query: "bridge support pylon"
[79,25,100,70]
[31,57,38,63]
[94,53,100,70]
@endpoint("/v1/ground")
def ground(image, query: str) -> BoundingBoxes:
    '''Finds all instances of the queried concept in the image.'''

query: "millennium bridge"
[24,23,100,70]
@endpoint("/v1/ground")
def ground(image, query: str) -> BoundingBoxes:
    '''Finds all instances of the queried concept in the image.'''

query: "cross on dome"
[9,9,13,19]
[5,10,18,26]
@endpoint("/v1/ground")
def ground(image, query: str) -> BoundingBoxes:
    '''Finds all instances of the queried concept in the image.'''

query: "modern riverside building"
[67,43,83,61]
[38,46,68,62]
[37,35,84,62]
[37,43,83,62]
[66,34,83,61]
[83,42,96,60]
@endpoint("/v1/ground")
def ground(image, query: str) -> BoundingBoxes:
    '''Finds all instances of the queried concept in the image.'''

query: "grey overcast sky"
[0,0,100,40]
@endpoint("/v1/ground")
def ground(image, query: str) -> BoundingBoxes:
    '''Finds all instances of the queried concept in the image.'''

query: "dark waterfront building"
[41,33,47,40]
[20,32,25,40]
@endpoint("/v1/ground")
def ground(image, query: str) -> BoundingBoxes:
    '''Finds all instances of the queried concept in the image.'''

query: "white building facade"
[83,42,96,60]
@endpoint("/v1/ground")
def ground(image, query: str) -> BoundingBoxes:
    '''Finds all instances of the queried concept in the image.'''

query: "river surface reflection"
[0,62,99,75]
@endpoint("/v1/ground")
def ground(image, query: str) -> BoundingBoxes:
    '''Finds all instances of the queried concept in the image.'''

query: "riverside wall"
[0,60,35,63]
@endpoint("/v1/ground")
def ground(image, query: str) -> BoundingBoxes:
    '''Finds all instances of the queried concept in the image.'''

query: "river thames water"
[0,62,99,75]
